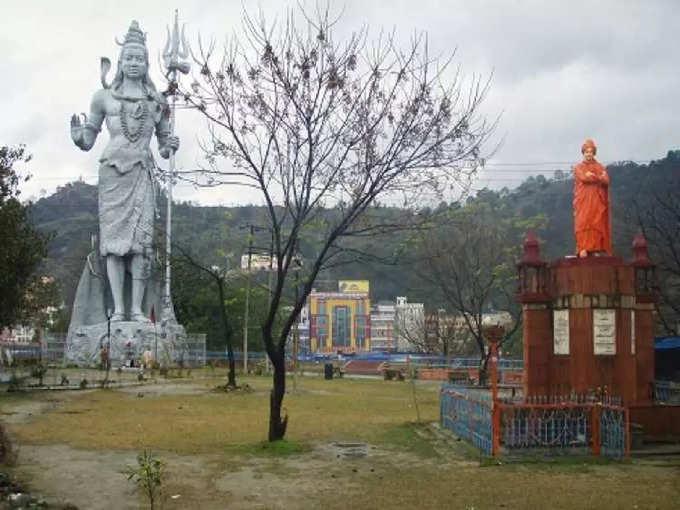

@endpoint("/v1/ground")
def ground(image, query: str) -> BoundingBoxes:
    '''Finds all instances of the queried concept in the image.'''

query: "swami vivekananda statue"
[66,21,184,364]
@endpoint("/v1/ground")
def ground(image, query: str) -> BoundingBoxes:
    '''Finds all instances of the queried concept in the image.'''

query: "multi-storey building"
[423,309,514,354]
[296,303,311,354]
[394,296,425,352]
[309,280,371,353]
[369,301,396,352]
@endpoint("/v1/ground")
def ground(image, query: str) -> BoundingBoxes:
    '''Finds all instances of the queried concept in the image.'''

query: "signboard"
[338,280,369,294]
[631,310,636,355]
[593,309,616,355]
[553,309,570,355]
[241,254,278,271]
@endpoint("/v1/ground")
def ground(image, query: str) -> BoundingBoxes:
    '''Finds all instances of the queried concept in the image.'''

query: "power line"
[24,158,654,181]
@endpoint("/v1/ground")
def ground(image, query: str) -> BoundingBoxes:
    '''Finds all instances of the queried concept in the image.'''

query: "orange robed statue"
[573,139,611,257]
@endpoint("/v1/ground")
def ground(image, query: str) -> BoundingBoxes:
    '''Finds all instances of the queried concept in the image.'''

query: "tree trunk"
[478,351,490,386]
[217,279,237,387]
[268,349,288,441]
[226,332,236,387]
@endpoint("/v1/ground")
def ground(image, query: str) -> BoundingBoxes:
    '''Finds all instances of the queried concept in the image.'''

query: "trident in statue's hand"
[162,10,190,79]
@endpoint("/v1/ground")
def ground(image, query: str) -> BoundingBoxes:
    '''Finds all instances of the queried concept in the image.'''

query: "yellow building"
[309,281,371,353]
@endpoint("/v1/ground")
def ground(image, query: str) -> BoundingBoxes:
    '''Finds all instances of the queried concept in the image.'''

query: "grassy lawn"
[2,373,679,509]
[7,374,439,453]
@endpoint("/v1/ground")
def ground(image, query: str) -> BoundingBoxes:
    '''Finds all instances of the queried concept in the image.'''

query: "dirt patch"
[0,392,81,425]
[15,445,138,510]
[116,380,209,398]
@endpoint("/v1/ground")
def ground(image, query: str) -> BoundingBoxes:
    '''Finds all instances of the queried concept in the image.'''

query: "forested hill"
[33,150,680,314]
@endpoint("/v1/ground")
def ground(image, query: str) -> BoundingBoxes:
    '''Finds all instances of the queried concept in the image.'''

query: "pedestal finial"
[632,232,650,266]
[522,230,541,264]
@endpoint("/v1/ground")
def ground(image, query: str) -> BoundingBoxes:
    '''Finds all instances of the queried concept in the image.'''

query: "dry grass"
[4,374,680,509]
[318,462,680,510]
[8,375,440,453]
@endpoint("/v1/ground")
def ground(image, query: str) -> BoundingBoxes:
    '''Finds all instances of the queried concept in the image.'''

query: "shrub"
[0,422,16,465]
[30,364,48,386]
[7,373,23,392]
[124,449,166,510]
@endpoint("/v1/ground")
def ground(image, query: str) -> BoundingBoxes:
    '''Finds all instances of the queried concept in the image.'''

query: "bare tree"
[393,310,427,352]
[636,188,680,335]
[393,308,468,356]
[411,201,536,382]
[184,6,494,440]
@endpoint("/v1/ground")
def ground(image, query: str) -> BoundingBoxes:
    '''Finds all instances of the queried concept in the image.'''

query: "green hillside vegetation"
[33,150,680,348]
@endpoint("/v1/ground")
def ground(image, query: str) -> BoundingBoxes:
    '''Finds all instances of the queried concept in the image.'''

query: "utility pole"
[240,223,274,374]
[293,241,301,392]
[266,229,274,374]
[242,226,254,373]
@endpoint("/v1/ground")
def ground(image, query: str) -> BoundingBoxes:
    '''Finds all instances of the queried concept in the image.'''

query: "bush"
[79,378,88,389]
[124,450,166,510]
[7,373,23,392]
[0,422,16,465]
[30,364,48,386]
[253,362,266,376]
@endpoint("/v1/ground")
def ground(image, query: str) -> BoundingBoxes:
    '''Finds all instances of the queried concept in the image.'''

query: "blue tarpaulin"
[655,337,680,350]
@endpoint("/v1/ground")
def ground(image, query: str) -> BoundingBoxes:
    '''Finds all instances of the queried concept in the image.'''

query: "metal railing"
[654,380,680,405]
[440,384,630,459]
[440,384,493,455]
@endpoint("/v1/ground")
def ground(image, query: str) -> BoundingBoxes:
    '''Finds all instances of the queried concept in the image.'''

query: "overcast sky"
[1,0,678,205]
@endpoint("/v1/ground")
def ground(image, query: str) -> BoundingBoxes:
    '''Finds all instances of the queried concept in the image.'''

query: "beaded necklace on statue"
[119,99,148,143]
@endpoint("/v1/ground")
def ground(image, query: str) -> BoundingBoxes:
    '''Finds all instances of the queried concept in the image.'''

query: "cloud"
[2,0,678,204]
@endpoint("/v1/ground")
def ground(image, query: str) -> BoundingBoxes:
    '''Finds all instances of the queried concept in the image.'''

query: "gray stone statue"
[66,20,185,365]
[70,20,178,322]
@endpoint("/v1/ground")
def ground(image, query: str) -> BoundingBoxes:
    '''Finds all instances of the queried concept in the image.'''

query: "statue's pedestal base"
[521,255,655,405]
[66,320,186,366]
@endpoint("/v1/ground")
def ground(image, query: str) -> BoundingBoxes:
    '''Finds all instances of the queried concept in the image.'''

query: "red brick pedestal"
[518,234,656,406]
[518,233,680,438]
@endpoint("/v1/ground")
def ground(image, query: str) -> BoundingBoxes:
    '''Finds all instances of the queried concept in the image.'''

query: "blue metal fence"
[500,405,591,456]
[439,384,629,459]
[440,384,493,455]
[600,406,628,458]
[654,380,680,404]
[210,351,523,371]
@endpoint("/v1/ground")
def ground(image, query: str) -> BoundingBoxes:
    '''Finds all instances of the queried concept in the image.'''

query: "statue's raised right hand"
[71,113,87,149]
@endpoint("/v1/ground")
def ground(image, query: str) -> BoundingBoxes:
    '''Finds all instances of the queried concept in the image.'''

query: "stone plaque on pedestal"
[630,310,636,355]
[593,309,616,355]
[553,309,570,355]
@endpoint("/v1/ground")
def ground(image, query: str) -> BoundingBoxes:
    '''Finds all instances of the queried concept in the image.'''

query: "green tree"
[0,145,51,330]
